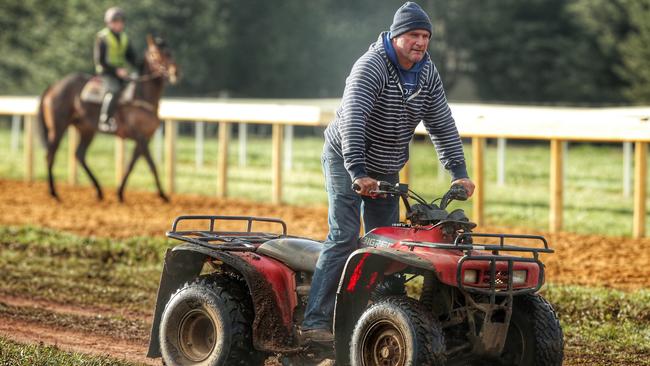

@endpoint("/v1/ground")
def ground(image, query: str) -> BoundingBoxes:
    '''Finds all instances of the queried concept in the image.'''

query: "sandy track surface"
[0,294,146,321]
[0,179,328,240]
[2,179,649,289]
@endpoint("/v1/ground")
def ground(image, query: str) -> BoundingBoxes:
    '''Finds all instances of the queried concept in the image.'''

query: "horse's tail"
[37,85,52,149]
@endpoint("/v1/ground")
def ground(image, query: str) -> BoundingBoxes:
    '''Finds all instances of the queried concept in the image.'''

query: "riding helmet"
[104,7,125,24]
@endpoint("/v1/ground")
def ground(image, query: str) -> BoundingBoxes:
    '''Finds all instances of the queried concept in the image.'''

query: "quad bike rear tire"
[350,296,446,366]
[497,293,564,366]
[159,275,264,366]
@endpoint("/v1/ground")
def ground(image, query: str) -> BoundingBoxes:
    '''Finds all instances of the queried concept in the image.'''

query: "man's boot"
[98,92,117,132]
[297,328,334,345]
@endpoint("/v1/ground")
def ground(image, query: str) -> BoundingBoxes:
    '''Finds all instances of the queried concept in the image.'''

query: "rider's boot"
[98,92,117,132]
[286,329,335,366]
[297,328,335,346]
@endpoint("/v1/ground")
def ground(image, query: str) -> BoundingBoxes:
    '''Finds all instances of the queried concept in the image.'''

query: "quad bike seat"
[257,238,322,272]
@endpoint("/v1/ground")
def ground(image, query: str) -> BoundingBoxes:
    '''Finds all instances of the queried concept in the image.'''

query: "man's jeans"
[302,143,399,330]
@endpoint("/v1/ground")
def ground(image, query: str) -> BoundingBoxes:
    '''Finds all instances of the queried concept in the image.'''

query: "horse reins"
[115,45,174,113]
[128,48,172,83]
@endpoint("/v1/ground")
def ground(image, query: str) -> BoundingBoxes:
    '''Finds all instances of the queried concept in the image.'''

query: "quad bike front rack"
[166,215,288,252]
[403,233,554,302]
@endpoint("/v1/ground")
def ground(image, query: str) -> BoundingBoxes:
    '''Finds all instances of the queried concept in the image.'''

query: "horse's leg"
[117,140,144,202]
[141,140,169,202]
[75,127,104,200]
[46,133,64,201]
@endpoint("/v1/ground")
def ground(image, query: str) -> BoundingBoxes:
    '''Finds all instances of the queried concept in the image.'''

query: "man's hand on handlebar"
[352,177,379,197]
[451,178,475,197]
[352,177,475,200]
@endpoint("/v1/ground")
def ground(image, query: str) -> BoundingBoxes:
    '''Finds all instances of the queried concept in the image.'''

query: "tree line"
[1,0,649,103]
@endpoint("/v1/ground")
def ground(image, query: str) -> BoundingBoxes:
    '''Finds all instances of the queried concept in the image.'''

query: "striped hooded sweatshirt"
[325,32,468,182]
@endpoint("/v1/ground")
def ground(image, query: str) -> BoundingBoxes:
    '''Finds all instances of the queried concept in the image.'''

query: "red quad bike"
[147,182,563,366]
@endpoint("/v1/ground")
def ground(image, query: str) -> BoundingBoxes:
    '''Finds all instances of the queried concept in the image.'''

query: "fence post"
[472,137,485,226]
[497,138,506,186]
[549,139,564,233]
[11,115,21,153]
[284,124,293,171]
[165,119,176,194]
[624,142,633,197]
[563,141,569,186]
[115,137,125,185]
[23,115,34,182]
[195,121,204,170]
[154,124,163,163]
[239,122,247,167]
[400,140,413,186]
[272,124,284,204]
[399,146,412,221]
[217,122,230,198]
[633,141,647,238]
[68,127,78,185]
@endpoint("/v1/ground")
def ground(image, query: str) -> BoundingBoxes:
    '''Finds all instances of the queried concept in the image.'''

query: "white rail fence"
[1,96,649,237]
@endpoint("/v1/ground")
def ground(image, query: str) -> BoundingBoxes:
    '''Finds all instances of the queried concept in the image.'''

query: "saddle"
[80,76,136,105]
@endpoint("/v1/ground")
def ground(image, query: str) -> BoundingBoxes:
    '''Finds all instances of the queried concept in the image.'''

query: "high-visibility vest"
[96,28,129,73]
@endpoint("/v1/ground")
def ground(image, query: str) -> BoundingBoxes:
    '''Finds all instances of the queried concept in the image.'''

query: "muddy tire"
[499,294,564,366]
[159,275,263,366]
[350,296,446,366]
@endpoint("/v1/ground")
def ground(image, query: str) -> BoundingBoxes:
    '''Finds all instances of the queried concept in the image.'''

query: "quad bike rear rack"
[403,233,554,301]
[166,215,288,252]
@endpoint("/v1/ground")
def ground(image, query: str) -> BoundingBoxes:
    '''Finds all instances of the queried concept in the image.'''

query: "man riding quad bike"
[147,183,563,365]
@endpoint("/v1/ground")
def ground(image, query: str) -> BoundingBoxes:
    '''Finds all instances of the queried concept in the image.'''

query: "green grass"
[0,337,143,366]
[543,285,650,361]
[1,225,649,365]
[0,226,171,314]
[0,337,139,366]
[0,124,649,236]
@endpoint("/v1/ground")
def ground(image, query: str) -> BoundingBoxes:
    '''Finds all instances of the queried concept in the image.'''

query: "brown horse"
[38,35,178,202]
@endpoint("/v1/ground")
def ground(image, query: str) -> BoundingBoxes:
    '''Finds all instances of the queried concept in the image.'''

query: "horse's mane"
[138,57,147,75]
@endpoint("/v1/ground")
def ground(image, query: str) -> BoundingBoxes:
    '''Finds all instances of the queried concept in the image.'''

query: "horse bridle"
[130,47,174,82]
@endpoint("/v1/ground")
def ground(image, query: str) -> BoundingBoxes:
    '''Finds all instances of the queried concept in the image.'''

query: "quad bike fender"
[147,246,205,358]
[147,244,296,358]
[333,247,438,364]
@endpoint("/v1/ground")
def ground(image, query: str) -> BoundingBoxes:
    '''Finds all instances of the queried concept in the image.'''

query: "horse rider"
[93,7,137,132]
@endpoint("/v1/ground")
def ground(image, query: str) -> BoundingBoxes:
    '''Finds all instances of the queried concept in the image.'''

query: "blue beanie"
[389,2,432,39]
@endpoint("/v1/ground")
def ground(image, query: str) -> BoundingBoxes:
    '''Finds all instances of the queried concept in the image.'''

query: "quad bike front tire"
[350,296,446,366]
[497,293,564,366]
[159,275,264,366]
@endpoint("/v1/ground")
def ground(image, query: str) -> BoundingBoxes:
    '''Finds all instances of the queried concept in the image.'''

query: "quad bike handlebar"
[352,181,473,227]
[439,183,469,209]
[352,181,469,210]
[352,181,468,208]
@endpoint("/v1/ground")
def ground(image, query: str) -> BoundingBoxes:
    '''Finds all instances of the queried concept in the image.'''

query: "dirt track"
[2,179,649,289]
[0,315,155,365]
[1,178,650,365]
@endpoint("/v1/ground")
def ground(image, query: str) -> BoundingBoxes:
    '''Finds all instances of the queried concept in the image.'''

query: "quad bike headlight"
[512,270,528,285]
[463,269,478,284]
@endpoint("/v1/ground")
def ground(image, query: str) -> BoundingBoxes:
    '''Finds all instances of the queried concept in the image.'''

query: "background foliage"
[1,0,650,103]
